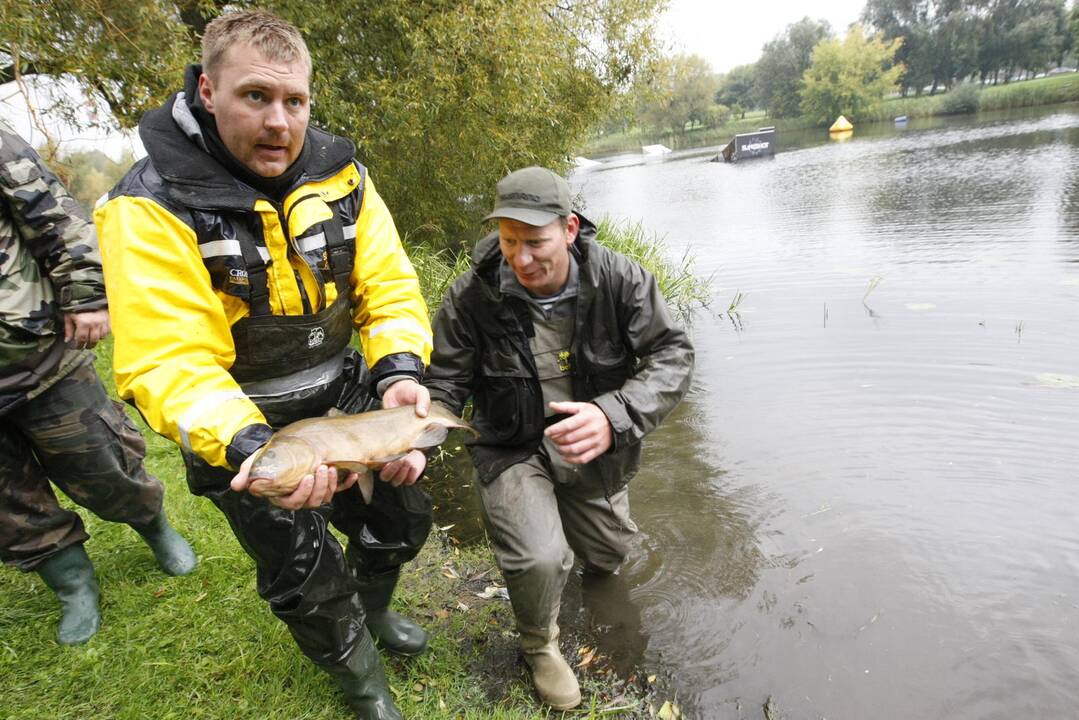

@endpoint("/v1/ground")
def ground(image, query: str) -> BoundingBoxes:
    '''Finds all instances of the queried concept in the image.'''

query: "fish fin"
[370,453,407,465]
[357,472,374,505]
[333,461,369,474]
[412,425,450,449]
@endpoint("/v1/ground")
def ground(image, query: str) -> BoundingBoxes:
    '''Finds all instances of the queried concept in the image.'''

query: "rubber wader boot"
[36,544,101,646]
[131,512,197,576]
[358,570,428,656]
[322,631,403,720]
[519,623,582,710]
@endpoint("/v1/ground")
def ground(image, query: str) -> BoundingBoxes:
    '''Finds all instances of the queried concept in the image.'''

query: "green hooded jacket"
[425,215,694,494]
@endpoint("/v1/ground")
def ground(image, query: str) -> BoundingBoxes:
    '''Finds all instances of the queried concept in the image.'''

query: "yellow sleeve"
[350,176,433,368]
[94,195,265,468]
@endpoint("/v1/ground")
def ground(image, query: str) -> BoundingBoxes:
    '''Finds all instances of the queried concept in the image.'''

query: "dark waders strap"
[323,219,353,297]
[238,237,272,317]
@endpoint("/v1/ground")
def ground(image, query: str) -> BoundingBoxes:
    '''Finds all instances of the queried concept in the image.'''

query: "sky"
[660,0,869,74]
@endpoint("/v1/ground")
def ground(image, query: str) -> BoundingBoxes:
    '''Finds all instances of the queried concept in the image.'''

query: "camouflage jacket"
[0,120,106,412]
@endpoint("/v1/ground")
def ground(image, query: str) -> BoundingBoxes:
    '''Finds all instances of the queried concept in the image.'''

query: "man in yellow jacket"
[94,11,432,719]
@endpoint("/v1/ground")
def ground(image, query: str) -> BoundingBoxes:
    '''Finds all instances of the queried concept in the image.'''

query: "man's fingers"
[414,385,431,417]
[230,453,258,492]
[311,465,331,505]
[275,473,314,510]
[545,414,586,438]
[338,471,359,492]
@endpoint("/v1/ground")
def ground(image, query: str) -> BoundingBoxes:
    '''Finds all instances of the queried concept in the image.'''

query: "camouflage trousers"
[0,357,164,571]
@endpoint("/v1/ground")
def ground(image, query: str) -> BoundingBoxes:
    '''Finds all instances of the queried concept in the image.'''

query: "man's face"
[198,43,310,178]
[498,214,579,297]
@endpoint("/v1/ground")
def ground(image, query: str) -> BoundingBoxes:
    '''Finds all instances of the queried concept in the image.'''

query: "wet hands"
[545,401,612,464]
[378,378,429,486]
[231,453,359,509]
[64,309,110,349]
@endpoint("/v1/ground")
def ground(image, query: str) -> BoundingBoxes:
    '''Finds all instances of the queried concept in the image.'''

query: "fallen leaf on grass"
[474,584,509,601]
[657,700,682,719]
[576,648,596,667]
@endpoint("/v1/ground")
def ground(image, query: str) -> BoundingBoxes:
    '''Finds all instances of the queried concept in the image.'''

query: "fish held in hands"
[247,404,476,502]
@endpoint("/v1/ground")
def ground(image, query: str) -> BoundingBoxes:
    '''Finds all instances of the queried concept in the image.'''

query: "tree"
[754,17,833,117]
[800,25,905,125]
[715,63,757,110]
[1,0,665,248]
[637,54,723,134]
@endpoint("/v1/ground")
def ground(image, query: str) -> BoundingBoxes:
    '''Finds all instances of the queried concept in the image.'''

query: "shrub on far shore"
[938,82,981,115]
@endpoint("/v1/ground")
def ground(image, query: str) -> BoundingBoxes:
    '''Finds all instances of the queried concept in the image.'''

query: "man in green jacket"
[424,166,694,708]
[0,120,196,646]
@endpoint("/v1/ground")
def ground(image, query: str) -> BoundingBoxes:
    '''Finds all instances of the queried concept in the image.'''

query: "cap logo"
[500,191,542,203]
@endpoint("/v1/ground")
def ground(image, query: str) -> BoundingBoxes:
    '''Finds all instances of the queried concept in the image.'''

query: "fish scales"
[247,404,476,501]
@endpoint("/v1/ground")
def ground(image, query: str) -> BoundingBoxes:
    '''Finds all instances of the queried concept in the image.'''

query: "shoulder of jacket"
[102,158,194,224]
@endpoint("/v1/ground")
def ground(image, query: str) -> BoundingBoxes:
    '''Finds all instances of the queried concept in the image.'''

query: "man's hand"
[379,450,426,487]
[544,401,613,465]
[379,378,430,486]
[231,453,358,509]
[381,378,430,417]
[64,309,110,349]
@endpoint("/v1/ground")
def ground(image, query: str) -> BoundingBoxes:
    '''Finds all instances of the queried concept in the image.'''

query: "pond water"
[565,105,1079,719]
[431,104,1079,718]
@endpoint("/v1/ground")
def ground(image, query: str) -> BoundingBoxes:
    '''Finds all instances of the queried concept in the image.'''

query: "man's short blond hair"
[201,10,311,79]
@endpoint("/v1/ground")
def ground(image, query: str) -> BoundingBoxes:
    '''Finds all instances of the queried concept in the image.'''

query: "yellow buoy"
[829,115,853,133]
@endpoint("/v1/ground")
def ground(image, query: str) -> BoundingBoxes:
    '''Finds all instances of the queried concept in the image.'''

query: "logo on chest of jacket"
[228,267,250,286]
[307,327,325,348]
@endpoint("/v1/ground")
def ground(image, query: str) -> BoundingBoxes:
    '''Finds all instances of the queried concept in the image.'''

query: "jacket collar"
[138,89,356,211]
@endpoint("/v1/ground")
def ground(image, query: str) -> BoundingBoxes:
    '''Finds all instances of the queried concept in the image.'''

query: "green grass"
[0,343,661,719]
[593,218,712,323]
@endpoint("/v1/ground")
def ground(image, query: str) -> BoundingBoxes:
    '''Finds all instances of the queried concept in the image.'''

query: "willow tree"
[1,0,665,247]
[800,25,905,126]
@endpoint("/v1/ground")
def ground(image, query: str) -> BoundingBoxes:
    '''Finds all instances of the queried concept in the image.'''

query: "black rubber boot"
[358,570,428,657]
[322,631,404,720]
[131,512,197,576]
[36,544,101,646]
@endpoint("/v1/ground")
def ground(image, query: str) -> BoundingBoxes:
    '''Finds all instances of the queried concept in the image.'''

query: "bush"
[937,82,981,115]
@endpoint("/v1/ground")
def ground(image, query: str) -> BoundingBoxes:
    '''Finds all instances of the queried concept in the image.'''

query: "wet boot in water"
[322,631,403,720]
[357,569,428,656]
[36,544,101,646]
[130,512,197,576]
[519,623,581,710]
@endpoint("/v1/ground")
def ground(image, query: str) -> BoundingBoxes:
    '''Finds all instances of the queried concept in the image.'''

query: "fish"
[247,404,477,502]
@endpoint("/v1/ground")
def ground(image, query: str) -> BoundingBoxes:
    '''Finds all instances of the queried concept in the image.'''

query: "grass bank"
[583,72,1079,155]
[0,224,702,720]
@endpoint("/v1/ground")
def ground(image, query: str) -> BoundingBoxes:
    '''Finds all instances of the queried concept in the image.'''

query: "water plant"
[727,290,746,314]
[863,275,883,302]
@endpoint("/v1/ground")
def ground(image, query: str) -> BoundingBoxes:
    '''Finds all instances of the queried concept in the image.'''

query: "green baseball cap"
[483,166,571,226]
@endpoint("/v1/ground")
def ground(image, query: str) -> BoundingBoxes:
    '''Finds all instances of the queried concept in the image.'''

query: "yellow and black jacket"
[94,91,431,470]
